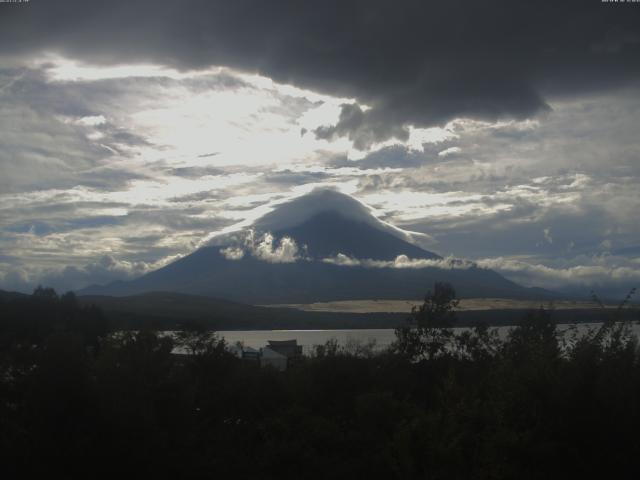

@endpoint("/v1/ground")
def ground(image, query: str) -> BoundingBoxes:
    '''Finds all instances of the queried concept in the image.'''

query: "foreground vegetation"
[1,285,639,479]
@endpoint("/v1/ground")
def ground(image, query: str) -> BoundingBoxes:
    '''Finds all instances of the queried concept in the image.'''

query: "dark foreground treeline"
[1,285,639,479]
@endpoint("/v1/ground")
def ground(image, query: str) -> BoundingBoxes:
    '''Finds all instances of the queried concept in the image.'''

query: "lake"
[217,328,398,354]
[216,322,640,354]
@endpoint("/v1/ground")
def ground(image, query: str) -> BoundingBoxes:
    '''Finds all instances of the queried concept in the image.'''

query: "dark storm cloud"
[2,1,639,148]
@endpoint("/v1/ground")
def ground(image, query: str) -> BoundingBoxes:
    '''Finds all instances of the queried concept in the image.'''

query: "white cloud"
[220,246,245,260]
[252,233,300,263]
[322,253,475,270]
[75,115,107,127]
[438,146,461,157]
[218,230,302,264]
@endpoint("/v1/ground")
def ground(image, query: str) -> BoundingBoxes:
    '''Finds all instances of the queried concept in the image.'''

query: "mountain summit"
[79,189,548,303]
[254,189,417,239]
[275,210,438,261]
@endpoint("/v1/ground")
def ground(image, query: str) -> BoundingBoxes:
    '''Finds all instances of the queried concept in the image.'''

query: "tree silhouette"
[394,281,458,360]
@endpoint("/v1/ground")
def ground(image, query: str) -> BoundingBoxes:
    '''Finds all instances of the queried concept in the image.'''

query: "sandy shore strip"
[262,298,612,314]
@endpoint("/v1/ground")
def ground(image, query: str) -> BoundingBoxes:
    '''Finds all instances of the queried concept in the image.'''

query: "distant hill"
[78,291,406,330]
[77,291,628,330]
[78,189,556,303]
[1,289,624,330]
[0,290,29,302]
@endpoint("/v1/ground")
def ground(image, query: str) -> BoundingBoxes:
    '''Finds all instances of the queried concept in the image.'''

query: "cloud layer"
[323,253,640,298]
[0,4,639,297]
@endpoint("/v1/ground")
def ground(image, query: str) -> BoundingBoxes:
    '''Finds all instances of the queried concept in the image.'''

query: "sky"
[1,0,639,297]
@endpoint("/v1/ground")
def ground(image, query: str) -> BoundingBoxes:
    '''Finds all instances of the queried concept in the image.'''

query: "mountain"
[79,189,553,303]
[274,211,438,261]
[0,289,29,302]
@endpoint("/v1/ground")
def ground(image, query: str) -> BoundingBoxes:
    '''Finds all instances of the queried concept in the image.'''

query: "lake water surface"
[218,329,398,353]
[217,323,640,354]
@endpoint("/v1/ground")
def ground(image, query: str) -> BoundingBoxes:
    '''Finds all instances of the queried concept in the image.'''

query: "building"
[229,339,303,371]
[260,346,288,371]
[228,344,260,362]
[266,340,302,360]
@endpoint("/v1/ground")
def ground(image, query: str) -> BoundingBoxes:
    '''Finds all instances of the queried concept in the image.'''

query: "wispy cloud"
[476,256,640,292]
[322,254,473,270]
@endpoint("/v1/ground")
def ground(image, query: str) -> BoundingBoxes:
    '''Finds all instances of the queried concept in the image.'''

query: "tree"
[394,282,459,360]
[32,285,58,301]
